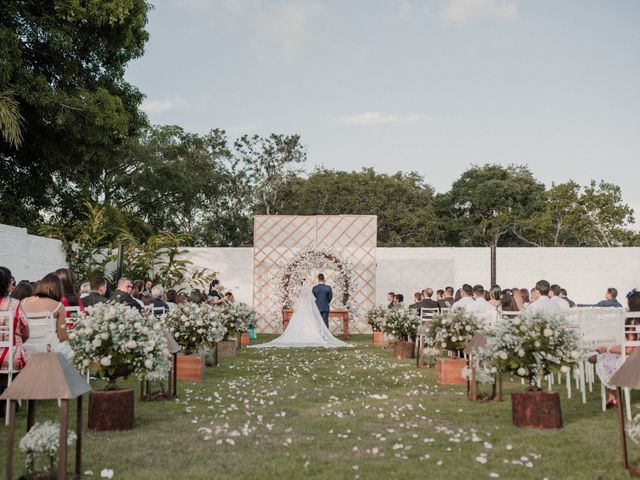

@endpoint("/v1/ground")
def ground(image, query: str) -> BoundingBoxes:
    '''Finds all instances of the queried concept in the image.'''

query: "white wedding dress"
[251,287,352,348]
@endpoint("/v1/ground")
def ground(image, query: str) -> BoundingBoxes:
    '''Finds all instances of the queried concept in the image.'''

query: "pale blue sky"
[126,0,640,225]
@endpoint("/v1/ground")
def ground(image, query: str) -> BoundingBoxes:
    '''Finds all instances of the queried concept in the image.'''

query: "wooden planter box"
[217,339,237,358]
[88,388,134,431]
[240,332,250,346]
[176,354,205,381]
[393,341,415,359]
[436,358,467,385]
[511,391,563,429]
[373,331,383,346]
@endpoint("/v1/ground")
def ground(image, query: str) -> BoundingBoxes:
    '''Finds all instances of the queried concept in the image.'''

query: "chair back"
[23,311,58,354]
[579,307,625,349]
[0,310,14,372]
[65,305,81,327]
[622,311,640,360]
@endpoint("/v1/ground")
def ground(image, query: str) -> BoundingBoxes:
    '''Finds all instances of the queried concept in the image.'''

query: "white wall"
[0,224,67,282]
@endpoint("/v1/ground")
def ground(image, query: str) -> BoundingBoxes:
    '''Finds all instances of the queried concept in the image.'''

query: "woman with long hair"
[54,267,84,312]
[0,268,30,371]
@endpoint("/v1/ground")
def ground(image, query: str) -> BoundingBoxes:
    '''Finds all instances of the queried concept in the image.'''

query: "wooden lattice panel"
[253,215,377,333]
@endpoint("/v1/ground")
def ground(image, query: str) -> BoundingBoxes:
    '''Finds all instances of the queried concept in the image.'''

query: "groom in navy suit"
[312,273,333,328]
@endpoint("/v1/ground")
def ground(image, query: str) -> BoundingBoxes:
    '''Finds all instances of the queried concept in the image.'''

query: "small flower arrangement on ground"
[365,306,387,332]
[19,421,77,478]
[627,415,640,444]
[219,302,259,338]
[161,303,227,354]
[477,311,580,390]
[382,307,419,342]
[68,302,170,388]
[426,309,478,356]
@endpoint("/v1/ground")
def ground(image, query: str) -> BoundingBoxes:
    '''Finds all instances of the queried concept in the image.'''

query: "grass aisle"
[1,335,634,479]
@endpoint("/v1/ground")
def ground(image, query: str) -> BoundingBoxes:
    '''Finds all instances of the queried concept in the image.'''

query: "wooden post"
[343,313,349,339]
[6,400,16,480]
[27,399,36,432]
[76,396,83,476]
[58,399,69,480]
[617,388,630,470]
[139,379,145,400]
[213,343,219,367]
[469,356,478,401]
[171,353,178,398]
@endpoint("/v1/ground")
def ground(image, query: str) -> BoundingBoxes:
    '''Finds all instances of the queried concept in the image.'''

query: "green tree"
[0,1,150,229]
[436,164,546,246]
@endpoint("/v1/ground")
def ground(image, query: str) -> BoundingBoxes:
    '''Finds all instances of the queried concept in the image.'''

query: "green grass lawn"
[1,335,636,479]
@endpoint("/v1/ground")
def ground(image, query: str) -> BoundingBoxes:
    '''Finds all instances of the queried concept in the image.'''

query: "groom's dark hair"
[318,273,325,281]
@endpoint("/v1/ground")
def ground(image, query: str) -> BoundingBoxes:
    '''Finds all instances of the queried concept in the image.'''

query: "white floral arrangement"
[19,421,77,474]
[68,302,170,386]
[365,306,387,332]
[627,414,640,444]
[274,247,362,321]
[218,302,258,337]
[477,311,580,390]
[160,303,226,354]
[382,307,420,342]
[461,365,494,384]
[425,310,479,355]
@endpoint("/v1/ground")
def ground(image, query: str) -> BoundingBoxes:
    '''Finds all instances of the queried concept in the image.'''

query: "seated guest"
[144,279,153,294]
[55,268,84,312]
[0,268,30,371]
[591,290,640,407]
[21,273,69,356]
[224,291,235,304]
[465,284,495,314]
[549,284,570,310]
[511,288,525,311]
[394,293,404,308]
[79,282,91,299]
[436,289,444,301]
[11,281,33,301]
[420,288,438,310]
[208,279,225,305]
[559,288,576,307]
[165,289,177,308]
[438,286,455,309]
[151,286,170,311]
[190,289,203,304]
[409,292,422,314]
[0,267,15,296]
[83,276,108,307]
[526,280,560,315]
[594,288,623,308]
[176,292,188,304]
[499,290,519,312]
[141,292,153,306]
[110,277,142,310]
[132,280,145,300]
[387,292,395,309]
[488,285,502,307]
[452,284,474,311]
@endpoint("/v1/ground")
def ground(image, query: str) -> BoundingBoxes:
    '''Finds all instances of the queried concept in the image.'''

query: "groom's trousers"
[320,311,329,328]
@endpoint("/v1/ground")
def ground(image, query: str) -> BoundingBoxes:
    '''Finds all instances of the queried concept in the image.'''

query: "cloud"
[141,96,188,114]
[442,0,516,24]
[336,112,429,126]
[179,0,331,59]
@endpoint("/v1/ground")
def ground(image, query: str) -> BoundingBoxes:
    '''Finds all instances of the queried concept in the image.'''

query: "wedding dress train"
[251,287,352,348]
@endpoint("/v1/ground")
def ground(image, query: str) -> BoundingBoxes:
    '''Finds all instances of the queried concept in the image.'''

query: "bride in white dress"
[251,287,352,348]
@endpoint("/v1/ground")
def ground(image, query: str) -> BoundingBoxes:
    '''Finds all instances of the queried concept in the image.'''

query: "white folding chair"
[0,310,17,424]
[65,305,81,328]
[622,311,640,420]
[151,306,166,317]
[416,308,439,367]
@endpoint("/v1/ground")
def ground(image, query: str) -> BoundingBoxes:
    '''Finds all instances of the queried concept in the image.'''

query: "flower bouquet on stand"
[382,307,420,359]
[19,421,77,480]
[425,310,478,385]
[161,303,227,380]
[366,306,387,346]
[221,302,259,350]
[478,311,579,429]
[69,302,171,431]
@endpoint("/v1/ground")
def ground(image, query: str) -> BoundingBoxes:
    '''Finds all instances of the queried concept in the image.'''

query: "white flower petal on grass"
[475,456,488,464]
[100,469,114,479]
[489,473,500,478]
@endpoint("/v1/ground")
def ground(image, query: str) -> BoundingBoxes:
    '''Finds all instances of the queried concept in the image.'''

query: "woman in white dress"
[251,287,351,348]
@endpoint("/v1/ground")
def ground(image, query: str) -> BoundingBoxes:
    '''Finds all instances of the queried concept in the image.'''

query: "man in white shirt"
[527,280,561,315]
[549,284,571,310]
[452,284,474,311]
[465,284,495,313]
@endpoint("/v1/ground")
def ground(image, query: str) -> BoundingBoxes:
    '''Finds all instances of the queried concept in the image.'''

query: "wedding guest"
[512,288,525,311]
[452,284,473,311]
[0,267,15,295]
[409,292,422,314]
[208,279,225,305]
[79,282,91,299]
[498,291,519,312]
[144,279,153,294]
[387,292,395,309]
[166,289,177,308]
[11,281,33,301]
[519,288,530,306]
[549,284,570,310]
[151,286,170,311]
[0,268,30,372]
[141,292,153,306]
[190,289,203,304]
[438,286,455,309]
[453,288,462,303]
[110,277,142,310]
[83,276,108,307]
[436,289,445,301]
[488,285,502,307]
[132,280,145,300]
[593,288,623,308]
[526,280,560,315]
[224,292,235,304]
[560,288,576,307]
[21,273,69,356]
[176,292,188,304]
[420,288,438,310]
[590,290,640,407]
[465,284,494,315]
[394,294,404,308]
[55,267,83,311]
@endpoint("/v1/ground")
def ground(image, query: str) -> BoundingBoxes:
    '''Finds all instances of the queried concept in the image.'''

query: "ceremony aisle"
[1,336,634,479]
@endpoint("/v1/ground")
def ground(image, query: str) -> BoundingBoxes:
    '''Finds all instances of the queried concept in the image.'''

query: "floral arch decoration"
[275,247,362,321]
